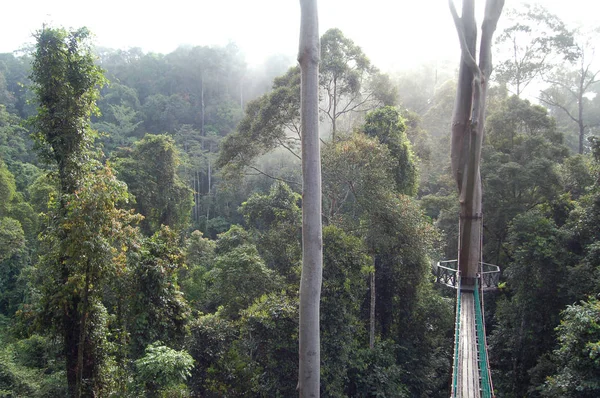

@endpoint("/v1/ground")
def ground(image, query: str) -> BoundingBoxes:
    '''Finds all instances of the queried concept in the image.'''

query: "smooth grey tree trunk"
[298,0,322,396]
[206,158,211,222]
[195,170,200,223]
[201,73,205,137]
[450,0,504,284]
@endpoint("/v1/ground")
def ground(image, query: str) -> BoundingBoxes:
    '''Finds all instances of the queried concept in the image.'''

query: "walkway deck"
[457,292,480,398]
[440,261,497,397]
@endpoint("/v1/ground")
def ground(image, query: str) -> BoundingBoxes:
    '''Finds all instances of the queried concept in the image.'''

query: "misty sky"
[2,1,599,72]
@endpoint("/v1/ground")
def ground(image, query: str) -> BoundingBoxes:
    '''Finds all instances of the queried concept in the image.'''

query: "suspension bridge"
[434,260,500,398]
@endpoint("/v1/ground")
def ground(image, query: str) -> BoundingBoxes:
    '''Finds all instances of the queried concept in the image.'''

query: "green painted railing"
[445,262,497,397]
[474,279,493,398]
[451,272,461,398]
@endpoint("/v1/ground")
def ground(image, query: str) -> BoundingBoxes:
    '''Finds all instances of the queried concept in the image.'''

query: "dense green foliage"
[0,10,598,396]
[542,298,600,397]
[113,134,193,235]
[135,342,194,397]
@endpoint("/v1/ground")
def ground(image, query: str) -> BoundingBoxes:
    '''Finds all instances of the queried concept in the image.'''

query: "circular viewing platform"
[433,260,500,290]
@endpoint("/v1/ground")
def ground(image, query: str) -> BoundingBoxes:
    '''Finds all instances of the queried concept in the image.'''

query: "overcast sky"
[2,1,599,72]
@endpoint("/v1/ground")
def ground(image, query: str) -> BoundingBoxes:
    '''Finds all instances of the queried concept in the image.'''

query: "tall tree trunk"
[450,0,504,284]
[193,171,197,223]
[206,159,211,222]
[578,76,585,154]
[201,73,205,137]
[578,120,585,154]
[199,170,203,222]
[207,158,211,196]
[75,260,91,398]
[64,297,80,397]
[332,77,337,141]
[578,122,585,154]
[369,264,376,349]
[298,0,322,396]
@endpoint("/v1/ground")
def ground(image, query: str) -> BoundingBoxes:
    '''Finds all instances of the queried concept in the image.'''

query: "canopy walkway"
[434,260,499,398]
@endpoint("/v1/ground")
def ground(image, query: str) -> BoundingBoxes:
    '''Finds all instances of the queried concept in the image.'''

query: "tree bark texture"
[450,0,504,283]
[298,0,322,396]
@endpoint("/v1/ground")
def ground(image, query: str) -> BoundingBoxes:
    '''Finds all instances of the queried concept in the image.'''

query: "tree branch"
[582,68,600,91]
[245,165,301,186]
[336,91,376,118]
[328,187,352,220]
[276,137,302,160]
[479,0,505,77]
[538,92,580,123]
[449,0,482,79]
[543,77,579,99]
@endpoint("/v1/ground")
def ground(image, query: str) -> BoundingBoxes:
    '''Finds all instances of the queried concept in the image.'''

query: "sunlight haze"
[2,0,599,71]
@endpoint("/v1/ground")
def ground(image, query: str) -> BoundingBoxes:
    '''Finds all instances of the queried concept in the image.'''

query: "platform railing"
[480,262,501,289]
[434,260,460,288]
[433,260,500,290]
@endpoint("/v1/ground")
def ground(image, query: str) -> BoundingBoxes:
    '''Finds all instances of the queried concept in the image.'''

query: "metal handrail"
[480,262,501,289]
[443,260,499,397]
[474,278,495,398]
[434,260,460,288]
[450,271,461,398]
[439,259,459,268]
[433,260,500,289]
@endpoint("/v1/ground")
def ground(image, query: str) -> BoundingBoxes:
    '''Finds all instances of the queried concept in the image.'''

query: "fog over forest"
[2,0,599,67]
[0,1,599,397]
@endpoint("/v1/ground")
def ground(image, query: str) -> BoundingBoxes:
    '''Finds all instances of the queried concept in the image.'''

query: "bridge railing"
[481,262,501,289]
[475,279,495,397]
[450,270,461,398]
[433,260,501,290]
[434,260,459,288]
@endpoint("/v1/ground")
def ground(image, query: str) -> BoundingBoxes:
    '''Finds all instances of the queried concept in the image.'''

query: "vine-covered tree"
[362,106,418,195]
[30,26,111,397]
[240,181,302,283]
[129,226,190,358]
[112,134,193,235]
